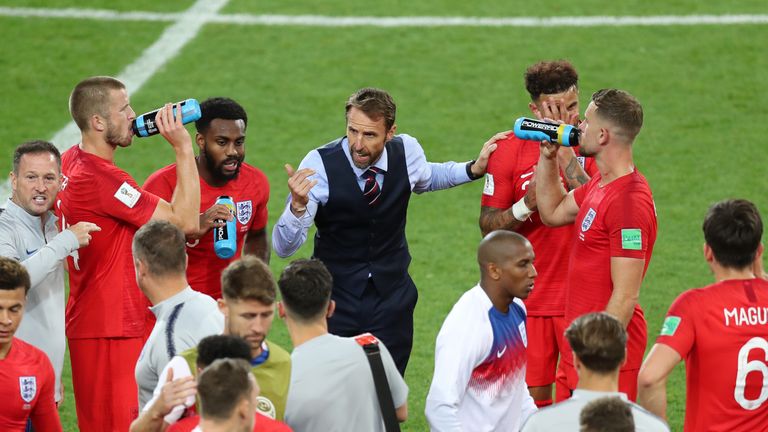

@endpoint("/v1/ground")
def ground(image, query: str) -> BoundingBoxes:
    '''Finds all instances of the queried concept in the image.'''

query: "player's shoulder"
[237,163,269,185]
[265,339,291,363]
[629,402,671,431]
[144,163,177,184]
[441,285,492,331]
[11,338,51,365]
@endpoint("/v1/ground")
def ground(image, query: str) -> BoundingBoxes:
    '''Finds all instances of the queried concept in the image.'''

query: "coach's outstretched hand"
[470,130,508,178]
[68,222,101,248]
[285,164,318,217]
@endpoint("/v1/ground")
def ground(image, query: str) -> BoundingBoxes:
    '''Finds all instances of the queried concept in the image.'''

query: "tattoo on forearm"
[479,206,523,235]
[564,158,590,189]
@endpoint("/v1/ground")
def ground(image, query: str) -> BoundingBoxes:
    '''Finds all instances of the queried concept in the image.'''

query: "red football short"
[69,337,144,432]
[525,315,568,387]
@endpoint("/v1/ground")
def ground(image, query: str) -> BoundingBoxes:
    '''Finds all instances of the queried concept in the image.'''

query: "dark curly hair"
[524,60,579,101]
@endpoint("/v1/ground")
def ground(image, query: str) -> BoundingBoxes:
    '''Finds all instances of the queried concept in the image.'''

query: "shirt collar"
[149,286,195,317]
[3,199,57,233]
[341,137,388,178]
[572,389,628,401]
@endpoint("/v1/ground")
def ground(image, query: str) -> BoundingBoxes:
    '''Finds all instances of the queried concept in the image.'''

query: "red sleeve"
[31,356,62,432]
[606,189,655,259]
[99,165,160,228]
[481,138,518,209]
[250,170,270,232]
[656,291,695,359]
[143,168,175,202]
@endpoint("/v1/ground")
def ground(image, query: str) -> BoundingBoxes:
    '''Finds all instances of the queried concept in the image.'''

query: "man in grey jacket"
[0,140,99,402]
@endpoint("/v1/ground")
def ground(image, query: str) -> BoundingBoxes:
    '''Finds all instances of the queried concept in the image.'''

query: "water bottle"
[513,117,580,147]
[132,98,202,138]
[213,196,237,259]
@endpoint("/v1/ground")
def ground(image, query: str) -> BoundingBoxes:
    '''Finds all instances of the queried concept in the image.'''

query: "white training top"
[135,287,223,409]
[0,199,80,402]
[426,284,537,431]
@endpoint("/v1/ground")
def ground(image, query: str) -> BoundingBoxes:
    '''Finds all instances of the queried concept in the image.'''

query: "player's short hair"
[703,199,763,269]
[524,60,579,101]
[132,220,187,277]
[221,256,276,305]
[0,257,30,294]
[69,76,126,131]
[565,312,626,374]
[12,140,61,174]
[196,335,252,369]
[345,87,397,130]
[591,89,643,141]
[277,259,333,323]
[198,358,255,421]
[579,396,635,432]
[195,97,248,134]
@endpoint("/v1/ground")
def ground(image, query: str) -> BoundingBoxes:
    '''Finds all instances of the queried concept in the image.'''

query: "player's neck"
[80,134,116,162]
[0,340,12,359]
[198,417,241,432]
[142,275,189,305]
[480,281,512,314]
[712,264,756,282]
[577,369,620,393]
[596,144,634,185]
[286,318,328,348]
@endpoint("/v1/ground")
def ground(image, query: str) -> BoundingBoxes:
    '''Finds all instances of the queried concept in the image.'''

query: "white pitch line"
[0,6,767,27]
[0,0,229,204]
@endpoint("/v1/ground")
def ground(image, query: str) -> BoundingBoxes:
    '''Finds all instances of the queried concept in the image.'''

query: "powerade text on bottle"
[513,117,580,147]
[213,196,237,259]
[132,98,202,138]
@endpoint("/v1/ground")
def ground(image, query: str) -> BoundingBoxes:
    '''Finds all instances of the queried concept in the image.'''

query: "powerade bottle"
[513,117,580,147]
[132,98,202,138]
[213,196,237,259]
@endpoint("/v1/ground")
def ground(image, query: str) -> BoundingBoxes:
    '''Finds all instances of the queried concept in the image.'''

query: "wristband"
[512,197,534,221]
[466,160,482,180]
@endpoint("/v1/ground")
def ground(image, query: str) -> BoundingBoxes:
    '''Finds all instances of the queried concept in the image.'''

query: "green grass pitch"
[1,1,767,430]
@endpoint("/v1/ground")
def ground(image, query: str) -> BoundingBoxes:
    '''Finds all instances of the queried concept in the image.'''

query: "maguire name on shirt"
[724,307,768,326]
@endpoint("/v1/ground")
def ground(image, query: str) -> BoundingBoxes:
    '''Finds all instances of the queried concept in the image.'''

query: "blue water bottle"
[513,117,580,147]
[213,196,237,259]
[132,98,202,138]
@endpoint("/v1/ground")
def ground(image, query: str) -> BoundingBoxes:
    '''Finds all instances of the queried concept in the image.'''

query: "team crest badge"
[577,156,586,168]
[19,376,36,403]
[581,208,597,232]
[236,200,252,225]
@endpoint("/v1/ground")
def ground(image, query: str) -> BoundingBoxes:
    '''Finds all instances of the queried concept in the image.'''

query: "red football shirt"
[481,135,597,316]
[0,338,62,432]
[566,170,657,369]
[167,413,292,432]
[144,163,269,300]
[657,278,768,431]
[57,145,159,338]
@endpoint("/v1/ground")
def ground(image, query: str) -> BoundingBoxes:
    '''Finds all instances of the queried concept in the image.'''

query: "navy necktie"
[362,167,383,206]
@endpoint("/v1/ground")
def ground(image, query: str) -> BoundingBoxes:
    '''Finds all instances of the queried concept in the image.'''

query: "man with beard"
[145,97,270,300]
[535,89,657,401]
[273,87,501,375]
[56,76,200,431]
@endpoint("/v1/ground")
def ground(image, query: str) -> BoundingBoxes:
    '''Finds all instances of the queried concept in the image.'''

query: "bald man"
[426,231,538,431]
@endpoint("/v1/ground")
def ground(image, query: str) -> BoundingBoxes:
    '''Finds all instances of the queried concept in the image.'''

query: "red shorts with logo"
[525,315,568,387]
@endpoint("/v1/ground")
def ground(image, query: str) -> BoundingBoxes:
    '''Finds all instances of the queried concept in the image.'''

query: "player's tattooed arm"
[561,152,590,190]
[479,206,526,236]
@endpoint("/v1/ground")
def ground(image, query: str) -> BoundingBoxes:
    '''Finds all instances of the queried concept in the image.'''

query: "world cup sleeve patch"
[483,174,495,196]
[660,316,681,336]
[621,228,642,250]
[114,182,141,208]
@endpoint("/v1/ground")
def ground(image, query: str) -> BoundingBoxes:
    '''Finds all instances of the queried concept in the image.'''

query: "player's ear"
[217,298,228,316]
[277,302,286,319]
[528,102,540,117]
[327,300,336,318]
[703,243,714,263]
[91,114,106,133]
[386,123,397,142]
[9,171,16,192]
[195,132,205,151]
[487,262,501,280]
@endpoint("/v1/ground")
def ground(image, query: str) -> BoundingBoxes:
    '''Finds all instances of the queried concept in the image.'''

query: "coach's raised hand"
[285,164,317,217]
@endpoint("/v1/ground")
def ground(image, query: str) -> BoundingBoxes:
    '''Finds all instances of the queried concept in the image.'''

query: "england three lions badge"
[236,200,252,225]
[581,208,597,232]
[19,376,36,403]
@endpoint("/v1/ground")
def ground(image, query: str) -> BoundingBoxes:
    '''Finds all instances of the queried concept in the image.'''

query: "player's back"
[57,146,154,339]
[662,278,768,431]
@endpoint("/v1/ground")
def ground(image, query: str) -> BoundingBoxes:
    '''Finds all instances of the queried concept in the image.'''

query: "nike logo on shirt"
[496,346,507,358]
[520,172,534,179]
[26,248,38,255]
